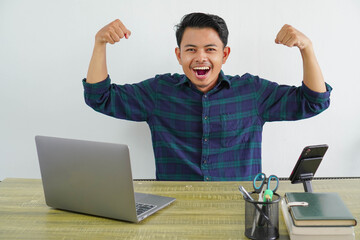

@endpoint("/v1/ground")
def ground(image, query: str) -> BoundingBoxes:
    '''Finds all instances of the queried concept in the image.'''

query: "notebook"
[285,192,357,227]
[35,135,175,223]
[281,198,355,240]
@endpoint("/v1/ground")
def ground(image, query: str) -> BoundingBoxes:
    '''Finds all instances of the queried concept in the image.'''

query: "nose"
[195,49,208,63]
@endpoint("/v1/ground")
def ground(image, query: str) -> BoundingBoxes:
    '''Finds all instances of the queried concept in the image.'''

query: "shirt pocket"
[220,114,255,148]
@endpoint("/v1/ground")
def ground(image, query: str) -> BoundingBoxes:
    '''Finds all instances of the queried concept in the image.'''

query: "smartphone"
[289,144,328,184]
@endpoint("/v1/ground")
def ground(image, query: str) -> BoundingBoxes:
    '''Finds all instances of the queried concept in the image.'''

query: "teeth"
[193,67,210,70]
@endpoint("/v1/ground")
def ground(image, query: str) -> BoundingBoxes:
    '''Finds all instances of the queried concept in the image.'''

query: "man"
[83,13,331,181]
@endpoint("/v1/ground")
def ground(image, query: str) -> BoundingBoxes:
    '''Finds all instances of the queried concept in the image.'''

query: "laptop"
[35,135,175,223]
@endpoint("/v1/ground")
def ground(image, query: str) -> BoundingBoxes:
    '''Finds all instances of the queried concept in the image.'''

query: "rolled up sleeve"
[82,75,156,122]
[254,75,332,122]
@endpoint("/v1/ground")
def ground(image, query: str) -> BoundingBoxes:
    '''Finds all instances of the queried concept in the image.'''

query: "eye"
[206,48,216,52]
[185,48,195,52]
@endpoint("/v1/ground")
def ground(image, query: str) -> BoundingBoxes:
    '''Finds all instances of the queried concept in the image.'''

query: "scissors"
[252,173,279,228]
[253,172,279,201]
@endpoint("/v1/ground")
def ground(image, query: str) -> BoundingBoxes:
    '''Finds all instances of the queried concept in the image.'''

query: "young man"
[83,13,331,181]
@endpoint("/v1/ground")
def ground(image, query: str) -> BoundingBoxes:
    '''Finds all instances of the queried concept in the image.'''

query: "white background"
[1,0,359,180]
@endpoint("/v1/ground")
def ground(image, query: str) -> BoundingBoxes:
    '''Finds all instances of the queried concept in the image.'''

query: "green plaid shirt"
[83,71,332,181]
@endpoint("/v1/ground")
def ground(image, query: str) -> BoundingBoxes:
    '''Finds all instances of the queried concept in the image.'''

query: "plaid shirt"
[83,71,332,181]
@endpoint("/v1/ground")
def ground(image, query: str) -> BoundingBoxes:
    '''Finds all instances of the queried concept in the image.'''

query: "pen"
[263,189,273,202]
[238,185,254,201]
[238,186,273,226]
[239,185,259,235]
[258,197,271,226]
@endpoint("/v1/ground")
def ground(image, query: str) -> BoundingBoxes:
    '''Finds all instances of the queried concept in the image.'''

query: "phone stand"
[298,173,314,192]
[289,157,324,193]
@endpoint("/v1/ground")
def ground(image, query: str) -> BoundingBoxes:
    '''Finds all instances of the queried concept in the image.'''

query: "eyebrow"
[184,44,218,48]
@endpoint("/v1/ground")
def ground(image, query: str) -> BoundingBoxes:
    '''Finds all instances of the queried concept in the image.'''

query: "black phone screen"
[289,144,328,183]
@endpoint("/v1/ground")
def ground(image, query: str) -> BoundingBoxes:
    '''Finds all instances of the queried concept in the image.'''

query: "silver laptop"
[35,135,175,223]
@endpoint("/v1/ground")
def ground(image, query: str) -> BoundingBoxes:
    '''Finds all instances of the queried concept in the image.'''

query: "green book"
[285,192,357,227]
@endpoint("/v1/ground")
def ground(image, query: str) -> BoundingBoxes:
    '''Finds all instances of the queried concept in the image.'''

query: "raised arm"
[275,24,326,93]
[86,19,131,84]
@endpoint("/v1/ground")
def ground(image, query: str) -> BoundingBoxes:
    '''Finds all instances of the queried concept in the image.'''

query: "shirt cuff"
[82,75,111,94]
[301,81,332,103]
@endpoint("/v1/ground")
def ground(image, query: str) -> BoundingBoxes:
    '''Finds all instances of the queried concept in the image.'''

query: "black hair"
[175,12,229,48]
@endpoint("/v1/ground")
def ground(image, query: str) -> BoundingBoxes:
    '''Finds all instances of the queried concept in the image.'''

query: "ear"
[175,47,182,65]
[222,46,231,64]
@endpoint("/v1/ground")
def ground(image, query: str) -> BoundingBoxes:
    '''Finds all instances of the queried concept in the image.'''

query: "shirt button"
[203,160,207,164]
[204,138,208,142]
[204,95,207,98]
[206,177,210,181]
[204,116,208,120]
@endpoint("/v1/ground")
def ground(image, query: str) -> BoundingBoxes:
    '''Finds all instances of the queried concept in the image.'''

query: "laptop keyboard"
[136,202,157,216]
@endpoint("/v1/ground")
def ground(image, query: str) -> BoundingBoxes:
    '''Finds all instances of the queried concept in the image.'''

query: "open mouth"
[193,66,211,79]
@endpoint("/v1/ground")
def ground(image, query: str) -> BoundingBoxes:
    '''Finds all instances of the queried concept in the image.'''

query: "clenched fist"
[95,19,131,45]
[275,24,311,50]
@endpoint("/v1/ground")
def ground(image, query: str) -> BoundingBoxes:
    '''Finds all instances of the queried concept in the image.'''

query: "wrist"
[300,41,314,57]
[94,40,107,48]
[93,42,107,56]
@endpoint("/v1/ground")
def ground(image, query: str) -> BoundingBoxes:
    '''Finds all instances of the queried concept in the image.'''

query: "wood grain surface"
[0,178,358,239]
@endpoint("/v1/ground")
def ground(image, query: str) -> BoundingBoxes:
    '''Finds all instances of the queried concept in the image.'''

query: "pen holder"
[244,192,280,240]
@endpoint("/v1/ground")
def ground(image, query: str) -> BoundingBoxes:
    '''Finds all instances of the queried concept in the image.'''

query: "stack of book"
[281,192,357,240]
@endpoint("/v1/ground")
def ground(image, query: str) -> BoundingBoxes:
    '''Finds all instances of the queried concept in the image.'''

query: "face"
[175,27,230,93]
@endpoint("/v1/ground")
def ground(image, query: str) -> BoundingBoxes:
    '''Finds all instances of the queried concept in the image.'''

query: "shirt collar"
[175,75,189,86]
[218,70,231,88]
[175,70,231,88]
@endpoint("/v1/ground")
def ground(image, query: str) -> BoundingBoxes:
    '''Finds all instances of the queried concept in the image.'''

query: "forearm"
[86,43,108,84]
[300,44,326,93]
[275,25,327,93]
[85,19,131,84]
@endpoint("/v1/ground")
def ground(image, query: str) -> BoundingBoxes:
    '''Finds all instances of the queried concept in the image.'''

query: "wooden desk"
[0,178,358,239]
